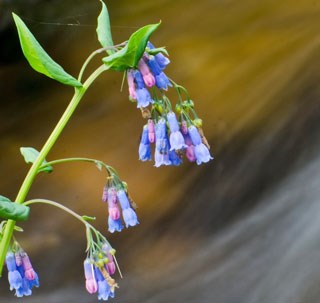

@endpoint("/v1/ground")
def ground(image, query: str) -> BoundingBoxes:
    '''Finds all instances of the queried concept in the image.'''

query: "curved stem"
[0,64,109,276]
[42,157,123,185]
[24,199,89,227]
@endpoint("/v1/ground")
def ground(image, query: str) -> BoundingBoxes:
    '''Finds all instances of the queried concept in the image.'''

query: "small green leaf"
[20,147,53,173]
[102,22,161,71]
[12,13,82,87]
[14,226,24,232]
[0,196,30,221]
[82,215,96,222]
[97,0,114,55]
[146,46,169,57]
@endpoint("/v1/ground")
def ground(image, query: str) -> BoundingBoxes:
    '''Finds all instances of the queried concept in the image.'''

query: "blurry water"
[1,0,320,302]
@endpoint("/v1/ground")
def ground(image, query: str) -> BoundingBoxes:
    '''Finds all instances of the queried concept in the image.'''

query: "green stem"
[42,157,123,185]
[0,64,109,276]
[24,199,90,226]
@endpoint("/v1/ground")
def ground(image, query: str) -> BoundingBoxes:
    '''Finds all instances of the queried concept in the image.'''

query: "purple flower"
[127,70,136,100]
[188,125,213,165]
[6,250,39,297]
[154,148,171,167]
[167,112,187,150]
[139,125,152,161]
[95,267,112,301]
[6,252,22,291]
[138,59,155,87]
[147,57,172,90]
[133,70,153,108]
[108,217,123,233]
[117,190,139,228]
[154,119,171,167]
[148,119,156,143]
[147,42,171,69]
[84,259,98,294]
[169,150,182,166]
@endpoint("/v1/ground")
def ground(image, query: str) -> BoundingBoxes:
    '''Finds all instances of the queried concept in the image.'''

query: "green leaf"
[102,22,161,71]
[82,215,96,222]
[12,13,82,87]
[146,46,169,57]
[0,196,30,221]
[20,147,53,173]
[96,0,114,55]
[14,226,24,232]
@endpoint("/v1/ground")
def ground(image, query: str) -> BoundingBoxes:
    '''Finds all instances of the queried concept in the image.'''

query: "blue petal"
[169,131,187,151]
[188,125,202,145]
[136,88,152,108]
[8,270,23,290]
[167,112,179,132]
[169,150,182,166]
[108,217,123,233]
[122,208,139,228]
[194,144,213,165]
[155,72,171,90]
[117,190,130,209]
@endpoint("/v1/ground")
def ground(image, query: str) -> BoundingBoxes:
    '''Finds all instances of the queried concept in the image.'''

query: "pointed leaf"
[12,13,82,87]
[97,0,114,55]
[102,22,161,71]
[20,147,53,173]
[82,215,96,222]
[0,196,30,221]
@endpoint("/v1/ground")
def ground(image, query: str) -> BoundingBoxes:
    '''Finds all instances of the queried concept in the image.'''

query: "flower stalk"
[0,64,109,276]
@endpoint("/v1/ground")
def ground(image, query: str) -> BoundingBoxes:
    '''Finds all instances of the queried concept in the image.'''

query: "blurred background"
[1,0,320,302]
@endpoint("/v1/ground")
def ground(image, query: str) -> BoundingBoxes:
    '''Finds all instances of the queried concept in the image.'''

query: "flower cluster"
[102,176,139,233]
[5,245,39,297]
[84,242,119,301]
[126,42,213,167]
[127,42,171,108]
[139,111,213,167]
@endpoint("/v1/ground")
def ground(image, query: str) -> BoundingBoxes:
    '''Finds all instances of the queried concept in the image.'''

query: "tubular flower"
[155,118,171,167]
[84,259,98,294]
[167,112,187,151]
[146,56,172,90]
[147,42,170,69]
[84,243,118,301]
[6,250,39,297]
[133,70,153,108]
[139,125,152,161]
[188,125,213,165]
[117,190,139,228]
[106,187,123,233]
[125,41,171,108]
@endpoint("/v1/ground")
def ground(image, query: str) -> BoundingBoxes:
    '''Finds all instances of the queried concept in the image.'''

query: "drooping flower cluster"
[102,175,139,233]
[139,111,213,167]
[5,245,39,297]
[84,242,119,301]
[125,42,213,167]
[127,42,171,108]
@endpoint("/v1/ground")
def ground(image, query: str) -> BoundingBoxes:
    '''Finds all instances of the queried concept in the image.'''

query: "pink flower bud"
[22,253,36,280]
[86,279,98,294]
[186,145,196,162]
[127,70,136,100]
[106,253,116,275]
[138,59,155,87]
[148,119,155,143]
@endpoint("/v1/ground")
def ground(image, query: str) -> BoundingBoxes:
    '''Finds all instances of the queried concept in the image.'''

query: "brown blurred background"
[1,0,320,302]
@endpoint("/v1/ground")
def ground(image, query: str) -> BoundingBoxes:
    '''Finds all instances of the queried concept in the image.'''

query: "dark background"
[1,0,320,302]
